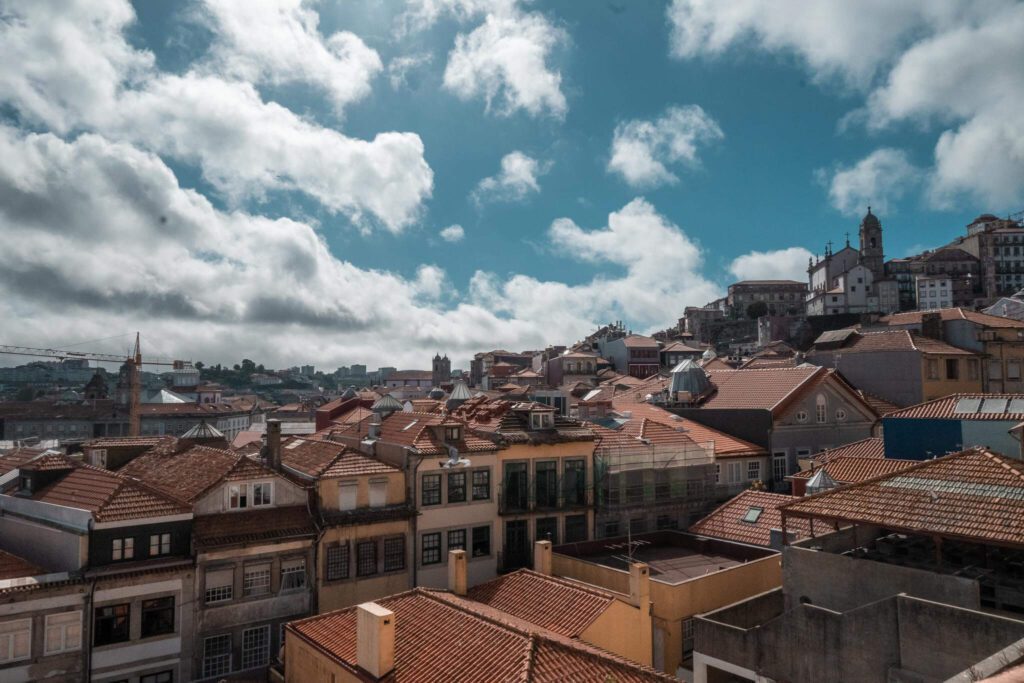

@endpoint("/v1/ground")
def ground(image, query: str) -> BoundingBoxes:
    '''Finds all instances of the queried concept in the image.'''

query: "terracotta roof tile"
[884,394,1024,421]
[119,445,278,503]
[780,448,1024,548]
[377,411,501,455]
[467,570,613,637]
[789,456,916,483]
[879,307,1024,328]
[0,447,47,476]
[608,402,766,457]
[0,550,45,580]
[811,437,886,465]
[193,506,316,548]
[690,490,813,547]
[701,366,824,412]
[321,450,400,479]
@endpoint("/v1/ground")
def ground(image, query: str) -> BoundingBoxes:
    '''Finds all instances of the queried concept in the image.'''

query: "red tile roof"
[119,445,280,504]
[608,402,766,457]
[84,436,170,449]
[377,411,501,455]
[884,394,1024,421]
[690,490,814,547]
[0,447,49,476]
[780,448,1024,548]
[620,335,660,348]
[288,588,674,682]
[879,307,1024,329]
[814,329,977,355]
[467,570,614,638]
[789,456,916,484]
[321,450,400,479]
[193,505,316,548]
[701,366,824,412]
[811,437,886,465]
[0,550,45,580]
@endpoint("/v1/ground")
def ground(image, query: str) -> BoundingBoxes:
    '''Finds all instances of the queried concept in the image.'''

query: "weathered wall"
[318,519,412,613]
[806,349,923,407]
[582,598,651,667]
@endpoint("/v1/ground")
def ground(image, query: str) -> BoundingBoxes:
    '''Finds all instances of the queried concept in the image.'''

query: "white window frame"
[280,558,306,592]
[44,611,82,655]
[203,633,232,678]
[339,481,358,511]
[772,452,788,483]
[241,624,271,670]
[228,482,274,510]
[204,568,234,605]
[747,460,761,481]
[150,533,171,556]
[815,394,827,423]
[243,563,272,597]
[0,618,31,663]
[112,537,134,561]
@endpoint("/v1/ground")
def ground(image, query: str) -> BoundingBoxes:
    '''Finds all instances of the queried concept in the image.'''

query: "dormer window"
[530,412,553,429]
[445,426,461,441]
[228,482,273,510]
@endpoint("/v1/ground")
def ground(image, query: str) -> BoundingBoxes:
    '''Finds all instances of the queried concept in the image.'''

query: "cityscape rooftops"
[811,329,977,355]
[689,490,813,548]
[884,394,1024,421]
[810,437,886,465]
[193,505,317,549]
[607,402,766,457]
[789,456,916,485]
[119,444,278,504]
[879,307,1024,329]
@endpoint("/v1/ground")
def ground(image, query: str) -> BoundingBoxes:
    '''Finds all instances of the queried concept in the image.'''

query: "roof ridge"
[906,329,918,352]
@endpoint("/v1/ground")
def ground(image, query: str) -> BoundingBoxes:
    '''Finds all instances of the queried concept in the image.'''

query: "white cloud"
[200,0,382,113]
[387,53,433,90]
[729,247,815,282]
[439,224,465,242]
[607,106,723,188]
[473,151,550,204]
[821,148,922,216]
[0,0,433,233]
[667,0,1024,210]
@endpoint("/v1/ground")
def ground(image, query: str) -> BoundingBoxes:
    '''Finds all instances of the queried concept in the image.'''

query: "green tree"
[746,301,769,319]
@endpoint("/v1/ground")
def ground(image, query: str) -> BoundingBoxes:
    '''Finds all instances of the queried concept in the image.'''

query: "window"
[112,537,134,561]
[253,482,272,506]
[205,568,234,604]
[795,410,808,423]
[150,533,171,556]
[530,412,553,429]
[945,358,959,380]
[536,517,558,545]
[564,515,587,543]
[773,453,788,483]
[244,564,271,596]
[356,541,377,577]
[326,544,350,581]
[44,611,81,655]
[444,426,461,441]
[280,558,306,591]
[141,597,175,638]
[203,634,232,678]
[339,481,358,511]
[472,526,491,557]
[1009,361,1022,381]
[535,461,558,508]
[714,463,720,484]
[747,461,761,481]
[472,469,490,500]
[682,618,695,656]
[656,514,677,530]
[742,507,763,523]
[503,463,528,510]
[563,459,586,506]
[448,528,467,552]
[0,618,31,662]
[229,482,272,509]
[384,536,405,572]
[815,395,827,423]
[727,461,742,484]
[422,474,441,506]
[926,359,940,380]
[989,360,1003,380]
[141,672,173,683]
[422,532,441,565]
[94,604,130,646]
[604,521,620,537]
[369,478,387,507]
[448,471,466,503]
[242,625,270,670]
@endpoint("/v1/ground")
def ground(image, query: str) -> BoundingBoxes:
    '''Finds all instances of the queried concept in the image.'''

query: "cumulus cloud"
[607,106,723,188]
[200,0,382,112]
[820,148,922,216]
[473,151,550,204]
[729,247,815,282]
[667,0,1024,209]
[0,0,432,233]
[388,53,433,90]
[439,224,465,242]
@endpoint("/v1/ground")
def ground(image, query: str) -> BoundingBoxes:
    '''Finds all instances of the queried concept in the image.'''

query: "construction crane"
[0,333,188,437]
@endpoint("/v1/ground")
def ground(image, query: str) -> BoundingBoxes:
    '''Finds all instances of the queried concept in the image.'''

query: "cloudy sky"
[1,1,1022,370]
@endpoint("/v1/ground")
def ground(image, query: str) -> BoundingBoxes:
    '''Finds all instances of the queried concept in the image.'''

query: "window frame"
[149,533,171,557]
[140,596,175,638]
[112,537,135,561]
[94,603,131,647]
[44,611,82,655]
[471,468,490,500]
[280,558,307,592]
[447,471,467,504]
[421,474,442,506]
[241,625,271,670]
[747,460,761,481]
[202,633,233,678]
[0,617,32,663]
[472,525,491,558]
[421,532,442,565]
[564,514,587,543]
[243,563,272,597]
[356,541,378,577]
[447,528,467,552]
[325,543,350,581]
[383,536,406,572]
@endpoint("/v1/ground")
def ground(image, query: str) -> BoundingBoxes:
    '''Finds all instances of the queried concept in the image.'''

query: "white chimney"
[534,540,552,575]
[629,562,650,608]
[448,549,467,596]
[357,602,395,679]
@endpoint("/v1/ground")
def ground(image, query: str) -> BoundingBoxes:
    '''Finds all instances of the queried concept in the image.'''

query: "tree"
[746,301,769,319]
[14,386,35,401]
[241,359,256,374]
[194,361,205,370]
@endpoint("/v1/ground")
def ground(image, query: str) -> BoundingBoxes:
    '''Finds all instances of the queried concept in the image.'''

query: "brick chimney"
[266,419,282,471]
[357,602,395,679]
[920,311,943,340]
[448,549,467,596]
[534,540,552,575]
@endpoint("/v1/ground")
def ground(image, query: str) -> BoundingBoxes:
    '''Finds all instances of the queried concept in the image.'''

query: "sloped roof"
[452,397,594,445]
[287,588,674,683]
[377,410,499,455]
[780,448,1024,548]
[790,456,915,484]
[607,402,766,457]
[620,334,659,348]
[194,505,316,548]
[884,394,1024,421]
[701,366,822,412]
[812,329,976,355]
[119,445,280,504]
[690,490,813,547]
[811,437,886,465]
[0,447,48,476]
[467,569,614,638]
[180,420,225,439]
[0,550,45,580]
[879,307,1024,329]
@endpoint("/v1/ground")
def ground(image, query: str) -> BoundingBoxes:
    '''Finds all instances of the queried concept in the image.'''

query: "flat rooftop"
[554,530,775,585]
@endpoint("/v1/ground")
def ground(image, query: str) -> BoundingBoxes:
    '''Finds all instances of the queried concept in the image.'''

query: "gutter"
[82,578,95,683]
[407,447,422,589]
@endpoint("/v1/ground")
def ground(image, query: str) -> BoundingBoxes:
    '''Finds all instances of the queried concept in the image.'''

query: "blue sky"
[0,1,1021,369]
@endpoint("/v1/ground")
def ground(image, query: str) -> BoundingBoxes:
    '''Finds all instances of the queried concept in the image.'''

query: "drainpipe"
[82,579,95,683]
[407,448,422,589]
[309,484,323,615]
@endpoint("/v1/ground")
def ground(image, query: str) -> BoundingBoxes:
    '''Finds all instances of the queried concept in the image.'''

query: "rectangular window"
[44,611,81,655]
[472,526,491,558]
[252,482,272,506]
[203,634,232,678]
[472,469,490,500]
[989,360,1003,380]
[535,460,558,508]
[369,478,388,507]
[94,604,130,646]
[140,671,173,683]
[682,617,695,656]
[448,528,467,552]
[356,541,377,577]
[326,544,350,581]
[204,568,234,604]
[536,517,557,545]
[1009,361,1022,381]
[926,359,940,380]
[448,471,466,503]
[422,532,441,565]
[944,358,960,380]
[141,597,175,638]
[242,625,270,670]
[604,521,620,537]
[773,453,788,483]
[747,461,761,481]
[229,483,248,509]
[112,537,134,561]
[280,558,306,591]
[339,481,358,511]
[727,462,742,484]
[0,618,31,663]
[654,469,670,500]
[150,533,171,556]
[383,536,405,572]
[422,474,441,506]
[503,463,528,510]
[564,514,587,543]
[563,459,586,506]
[244,564,271,596]
[229,482,273,509]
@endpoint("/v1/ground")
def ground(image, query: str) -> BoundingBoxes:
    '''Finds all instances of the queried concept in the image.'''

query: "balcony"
[498,478,592,514]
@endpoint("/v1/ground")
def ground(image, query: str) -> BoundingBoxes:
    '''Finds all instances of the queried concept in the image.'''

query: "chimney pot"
[357,602,395,679]
[534,540,552,575]
[448,549,467,596]
[267,419,282,471]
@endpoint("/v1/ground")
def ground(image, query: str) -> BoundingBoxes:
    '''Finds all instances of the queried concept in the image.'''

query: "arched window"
[816,394,827,423]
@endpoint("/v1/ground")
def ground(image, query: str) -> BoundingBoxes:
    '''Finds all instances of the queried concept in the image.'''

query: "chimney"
[267,419,282,471]
[368,415,381,439]
[357,602,395,679]
[534,540,552,575]
[448,549,467,596]
[921,311,943,341]
[629,562,650,608]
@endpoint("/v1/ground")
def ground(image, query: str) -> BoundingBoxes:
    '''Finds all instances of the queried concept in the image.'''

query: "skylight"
[741,506,763,523]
